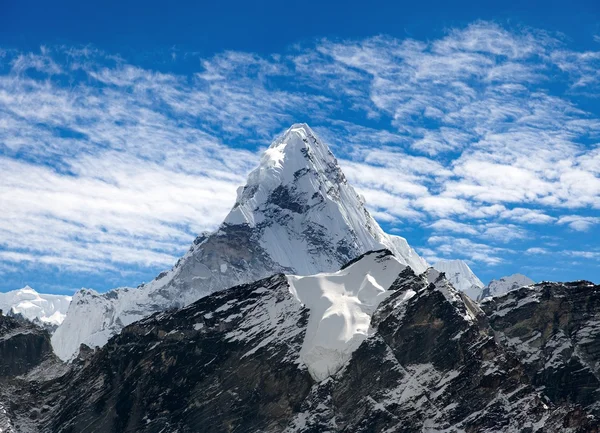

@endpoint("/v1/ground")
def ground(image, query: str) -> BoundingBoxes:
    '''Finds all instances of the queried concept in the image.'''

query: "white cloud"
[557,215,600,231]
[500,208,556,224]
[0,153,248,270]
[565,250,600,260]
[428,219,478,235]
[427,219,527,243]
[526,247,548,255]
[427,235,508,265]
[1,21,600,281]
[415,196,471,217]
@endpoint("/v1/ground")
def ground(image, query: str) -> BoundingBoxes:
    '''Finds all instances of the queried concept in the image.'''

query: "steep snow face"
[0,286,71,326]
[287,250,408,381]
[479,274,534,300]
[225,123,427,275]
[52,124,427,361]
[433,260,484,301]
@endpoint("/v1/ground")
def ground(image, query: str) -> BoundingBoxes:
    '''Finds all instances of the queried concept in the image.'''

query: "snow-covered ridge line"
[479,274,535,301]
[284,249,479,381]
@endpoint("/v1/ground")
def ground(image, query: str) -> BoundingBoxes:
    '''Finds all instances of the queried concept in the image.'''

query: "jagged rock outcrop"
[433,259,484,300]
[482,281,600,417]
[0,313,60,433]
[0,313,53,378]
[8,254,597,433]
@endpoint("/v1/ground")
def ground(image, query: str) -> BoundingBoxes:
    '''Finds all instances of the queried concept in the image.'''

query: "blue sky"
[1,0,600,294]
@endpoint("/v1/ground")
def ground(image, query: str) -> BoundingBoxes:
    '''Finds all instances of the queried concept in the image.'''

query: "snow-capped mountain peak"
[224,123,426,275]
[225,123,337,227]
[0,286,72,326]
[432,259,484,300]
[52,124,427,361]
[479,273,535,301]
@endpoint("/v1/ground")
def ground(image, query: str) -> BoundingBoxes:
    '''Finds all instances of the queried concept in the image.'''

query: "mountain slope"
[52,124,427,361]
[433,259,484,300]
[0,286,72,327]
[12,252,596,433]
[479,273,535,300]
[482,280,600,415]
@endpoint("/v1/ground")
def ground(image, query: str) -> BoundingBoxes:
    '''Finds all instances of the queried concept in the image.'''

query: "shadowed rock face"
[49,274,314,433]
[0,314,53,378]
[0,313,58,432]
[287,272,559,433]
[482,281,600,416]
[4,267,600,432]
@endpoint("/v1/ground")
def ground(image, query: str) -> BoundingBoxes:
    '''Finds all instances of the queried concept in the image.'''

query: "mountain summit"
[225,123,426,275]
[52,124,427,360]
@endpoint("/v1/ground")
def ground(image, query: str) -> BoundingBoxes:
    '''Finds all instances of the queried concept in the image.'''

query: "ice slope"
[0,286,71,326]
[288,250,410,380]
[432,259,484,301]
[479,273,535,300]
[52,124,428,361]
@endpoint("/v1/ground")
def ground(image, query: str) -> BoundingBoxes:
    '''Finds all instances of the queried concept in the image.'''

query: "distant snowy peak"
[479,274,535,301]
[0,286,72,326]
[433,259,484,301]
[52,123,428,361]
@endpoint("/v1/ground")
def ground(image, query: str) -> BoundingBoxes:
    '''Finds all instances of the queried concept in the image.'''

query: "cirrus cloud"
[1,20,600,290]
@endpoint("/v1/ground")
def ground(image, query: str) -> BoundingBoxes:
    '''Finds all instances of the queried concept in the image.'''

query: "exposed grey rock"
[0,314,53,378]
[482,280,600,417]
[6,258,598,432]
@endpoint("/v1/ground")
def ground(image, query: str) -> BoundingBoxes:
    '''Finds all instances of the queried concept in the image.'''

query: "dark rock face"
[0,313,58,432]
[482,281,600,417]
[0,314,53,378]
[269,185,309,214]
[49,274,313,433]
[285,272,581,433]
[4,267,600,432]
[6,310,59,334]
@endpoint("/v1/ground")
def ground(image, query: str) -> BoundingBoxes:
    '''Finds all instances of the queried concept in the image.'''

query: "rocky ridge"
[2,253,597,432]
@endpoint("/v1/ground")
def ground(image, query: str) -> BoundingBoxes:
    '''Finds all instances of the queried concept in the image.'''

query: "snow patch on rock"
[287,250,407,381]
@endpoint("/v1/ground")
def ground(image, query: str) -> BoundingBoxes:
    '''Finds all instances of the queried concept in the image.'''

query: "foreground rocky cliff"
[0,313,54,378]
[0,313,61,433]
[4,252,598,432]
[482,281,600,416]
